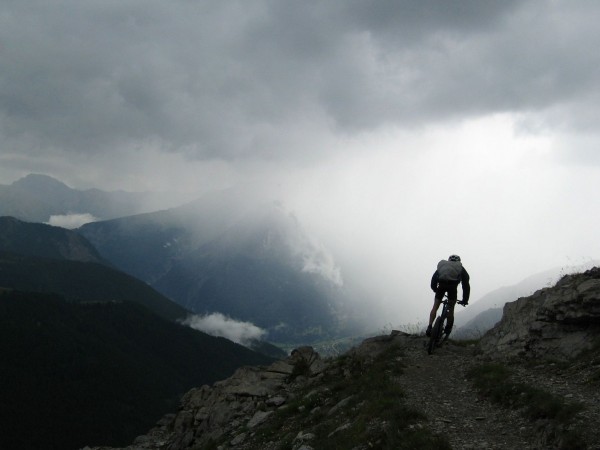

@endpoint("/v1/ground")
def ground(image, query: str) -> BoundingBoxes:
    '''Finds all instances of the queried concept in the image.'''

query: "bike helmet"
[448,254,461,262]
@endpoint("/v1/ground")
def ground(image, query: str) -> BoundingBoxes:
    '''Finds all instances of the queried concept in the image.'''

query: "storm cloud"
[1,0,599,165]
[1,1,600,328]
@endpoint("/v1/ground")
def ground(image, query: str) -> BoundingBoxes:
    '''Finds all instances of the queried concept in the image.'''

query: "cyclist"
[426,255,470,337]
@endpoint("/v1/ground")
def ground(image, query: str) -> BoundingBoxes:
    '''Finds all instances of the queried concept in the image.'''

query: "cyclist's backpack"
[437,259,463,281]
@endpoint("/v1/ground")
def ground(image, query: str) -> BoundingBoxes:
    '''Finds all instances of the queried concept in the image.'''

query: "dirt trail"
[397,339,540,450]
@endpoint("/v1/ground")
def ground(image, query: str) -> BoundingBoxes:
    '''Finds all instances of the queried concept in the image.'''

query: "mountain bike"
[427,295,466,355]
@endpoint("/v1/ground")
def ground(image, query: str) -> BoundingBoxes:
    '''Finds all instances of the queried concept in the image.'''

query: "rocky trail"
[511,358,600,448]
[398,336,600,449]
[399,340,540,449]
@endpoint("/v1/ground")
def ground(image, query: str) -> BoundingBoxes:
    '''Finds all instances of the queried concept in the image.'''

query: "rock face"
[479,267,600,360]
[90,346,328,450]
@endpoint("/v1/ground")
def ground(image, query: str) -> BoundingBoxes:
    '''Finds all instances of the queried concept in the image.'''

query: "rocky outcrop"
[87,334,419,450]
[479,267,600,360]
[88,346,329,450]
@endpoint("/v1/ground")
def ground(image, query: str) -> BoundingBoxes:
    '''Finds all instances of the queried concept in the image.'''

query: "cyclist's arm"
[431,271,439,292]
[460,267,470,302]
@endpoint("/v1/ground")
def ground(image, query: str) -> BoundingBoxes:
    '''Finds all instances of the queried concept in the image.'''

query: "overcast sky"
[1,1,599,326]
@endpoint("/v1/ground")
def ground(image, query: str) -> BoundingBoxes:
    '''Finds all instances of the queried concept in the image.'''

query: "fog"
[1,1,600,329]
[277,116,600,325]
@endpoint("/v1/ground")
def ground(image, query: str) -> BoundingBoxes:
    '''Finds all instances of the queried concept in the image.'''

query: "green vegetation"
[0,290,274,450]
[467,363,585,449]
[237,346,450,450]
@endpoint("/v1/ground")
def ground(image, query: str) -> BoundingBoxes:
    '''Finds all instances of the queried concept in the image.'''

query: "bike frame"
[427,295,460,355]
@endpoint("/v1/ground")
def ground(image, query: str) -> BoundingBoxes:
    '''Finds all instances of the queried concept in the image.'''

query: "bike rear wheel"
[427,316,444,354]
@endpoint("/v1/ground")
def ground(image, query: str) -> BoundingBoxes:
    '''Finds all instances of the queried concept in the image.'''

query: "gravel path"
[397,340,543,449]
[511,360,600,449]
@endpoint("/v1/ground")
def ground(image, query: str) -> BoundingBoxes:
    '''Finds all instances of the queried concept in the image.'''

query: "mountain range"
[2,173,597,448]
[0,216,275,450]
[0,216,188,321]
[78,188,362,344]
[0,173,188,223]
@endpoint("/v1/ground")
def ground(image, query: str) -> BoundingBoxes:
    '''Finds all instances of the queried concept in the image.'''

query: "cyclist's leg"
[427,287,444,335]
[444,283,459,335]
[428,297,441,326]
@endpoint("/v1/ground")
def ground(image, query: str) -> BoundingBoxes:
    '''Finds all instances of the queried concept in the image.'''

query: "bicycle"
[427,295,466,355]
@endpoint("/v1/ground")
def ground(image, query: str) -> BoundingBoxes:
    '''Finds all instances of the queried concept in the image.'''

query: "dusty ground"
[397,338,600,449]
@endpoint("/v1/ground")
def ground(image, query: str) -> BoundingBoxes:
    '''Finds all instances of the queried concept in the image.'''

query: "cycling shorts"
[435,279,459,301]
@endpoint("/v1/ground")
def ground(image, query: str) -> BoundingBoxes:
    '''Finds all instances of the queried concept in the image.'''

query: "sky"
[1,0,600,327]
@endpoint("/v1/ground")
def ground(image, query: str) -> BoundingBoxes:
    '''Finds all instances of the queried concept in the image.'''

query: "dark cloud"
[0,0,599,165]
[2,1,599,330]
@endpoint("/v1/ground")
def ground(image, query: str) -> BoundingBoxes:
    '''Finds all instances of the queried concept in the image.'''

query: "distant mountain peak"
[0,216,105,264]
[11,173,71,192]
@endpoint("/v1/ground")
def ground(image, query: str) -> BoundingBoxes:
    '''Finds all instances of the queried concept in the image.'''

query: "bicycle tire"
[427,316,443,354]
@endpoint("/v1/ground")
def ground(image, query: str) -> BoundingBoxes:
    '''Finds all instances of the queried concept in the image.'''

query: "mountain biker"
[426,255,470,337]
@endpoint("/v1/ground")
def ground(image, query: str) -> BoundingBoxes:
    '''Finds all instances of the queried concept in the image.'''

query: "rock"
[230,432,246,445]
[348,330,412,360]
[327,422,351,438]
[295,431,316,441]
[265,395,286,406]
[247,410,273,428]
[290,346,328,376]
[327,395,355,416]
[479,268,600,361]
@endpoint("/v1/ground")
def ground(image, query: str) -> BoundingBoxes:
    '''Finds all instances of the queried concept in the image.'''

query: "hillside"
[0,290,274,450]
[0,216,193,321]
[0,215,106,263]
[91,268,600,449]
[0,215,281,450]
[0,250,189,321]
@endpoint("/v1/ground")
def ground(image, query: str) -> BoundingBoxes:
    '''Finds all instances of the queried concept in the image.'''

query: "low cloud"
[47,213,99,229]
[300,241,343,287]
[181,313,267,346]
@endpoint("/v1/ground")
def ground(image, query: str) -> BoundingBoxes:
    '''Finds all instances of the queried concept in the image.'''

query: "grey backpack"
[437,260,462,281]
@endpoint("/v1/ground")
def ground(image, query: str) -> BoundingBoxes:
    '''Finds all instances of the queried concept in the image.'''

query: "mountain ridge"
[0,215,106,263]
[0,173,190,223]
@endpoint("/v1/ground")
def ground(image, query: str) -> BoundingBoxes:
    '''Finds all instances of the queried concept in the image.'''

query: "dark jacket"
[431,265,470,302]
